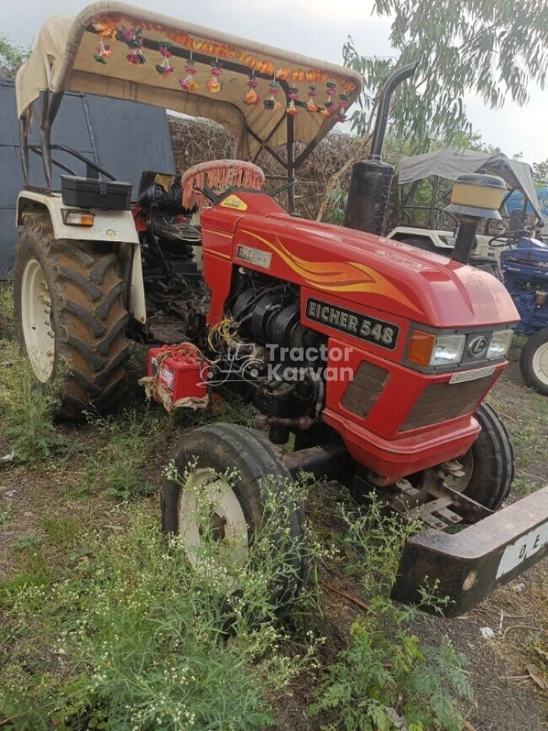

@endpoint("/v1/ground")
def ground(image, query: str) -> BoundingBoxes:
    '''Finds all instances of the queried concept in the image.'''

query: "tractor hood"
[234,214,519,329]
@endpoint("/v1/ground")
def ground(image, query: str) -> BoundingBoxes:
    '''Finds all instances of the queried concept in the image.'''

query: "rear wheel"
[162,423,307,611]
[13,214,131,419]
[520,328,548,396]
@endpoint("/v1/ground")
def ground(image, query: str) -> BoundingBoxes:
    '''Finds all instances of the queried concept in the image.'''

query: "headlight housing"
[487,329,514,360]
[408,330,466,367]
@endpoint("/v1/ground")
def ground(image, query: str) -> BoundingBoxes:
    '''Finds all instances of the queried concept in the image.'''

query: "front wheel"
[411,402,515,511]
[520,328,548,396]
[162,423,307,612]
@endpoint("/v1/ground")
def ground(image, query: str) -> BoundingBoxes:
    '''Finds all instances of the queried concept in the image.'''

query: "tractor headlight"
[408,330,466,367]
[487,330,514,360]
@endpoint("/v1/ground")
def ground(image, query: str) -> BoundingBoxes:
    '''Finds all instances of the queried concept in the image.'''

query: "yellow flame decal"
[241,231,420,313]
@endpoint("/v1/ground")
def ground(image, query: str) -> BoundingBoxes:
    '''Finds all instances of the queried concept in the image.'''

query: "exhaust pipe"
[344,62,419,236]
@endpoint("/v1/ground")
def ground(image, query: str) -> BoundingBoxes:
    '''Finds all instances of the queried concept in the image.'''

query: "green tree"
[317,1,548,219]
[346,0,548,151]
[0,34,29,76]
[343,0,548,152]
[533,160,548,186]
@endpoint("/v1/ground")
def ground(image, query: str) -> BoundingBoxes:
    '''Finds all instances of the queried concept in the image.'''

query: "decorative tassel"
[179,54,199,92]
[307,84,318,112]
[207,59,223,93]
[94,41,111,64]
[117,27,146,65]
[182,162,265,209]
[263,79,281,110]
[156,42,174,77]
[321,81,337,116]
[287,86,300,116]
[244,71,260,105]
[92,21,116,64]
[336,93,350,121]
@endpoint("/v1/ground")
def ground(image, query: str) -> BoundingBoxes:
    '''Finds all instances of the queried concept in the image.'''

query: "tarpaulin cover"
[16,1,362,160]
[398,148,545,223]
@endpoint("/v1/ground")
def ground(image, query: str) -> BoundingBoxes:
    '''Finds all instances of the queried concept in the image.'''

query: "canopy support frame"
[22,22,346,211]
[39,89,53,191]
[19,117,30,187]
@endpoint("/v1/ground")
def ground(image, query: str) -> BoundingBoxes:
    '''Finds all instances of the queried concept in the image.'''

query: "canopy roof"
[16,1,362,160]
[398,148,545,223]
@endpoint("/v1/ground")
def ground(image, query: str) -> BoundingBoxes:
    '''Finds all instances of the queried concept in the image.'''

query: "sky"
[3,0,547,165]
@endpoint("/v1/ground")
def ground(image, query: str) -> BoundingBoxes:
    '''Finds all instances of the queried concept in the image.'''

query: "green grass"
[41,514,83,551]
[489,377,548,490]
[0,481,320,730]
[0,280,14,339]
[77,408,173,502]
[0,496,12,526]
[310,500,472,731]
[0,341,77,466]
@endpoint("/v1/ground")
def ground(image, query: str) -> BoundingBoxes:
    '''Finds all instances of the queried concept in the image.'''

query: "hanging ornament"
[94,39,111,64]
[307,83,318,113]
[117,27,145,65]
[286,86,300,116]
[155,42,174,77]
[243,71,260,105]
[207,60,223,93]
[179,55,199,92]
[336,93,350,121]
[325,81,337,101]
[321,81,337,116]
[92,21,117,64]
[263,79,282,110]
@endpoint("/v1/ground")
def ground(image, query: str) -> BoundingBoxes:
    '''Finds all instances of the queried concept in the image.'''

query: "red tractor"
[12,2,548,615]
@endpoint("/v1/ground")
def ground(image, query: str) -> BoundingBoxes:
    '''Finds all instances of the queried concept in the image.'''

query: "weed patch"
[0,495,12,526]
[78,409,174,501]
[311,499,472,731]
[0,280,14,339]
[0,341,76,465]
[0,488,319,729]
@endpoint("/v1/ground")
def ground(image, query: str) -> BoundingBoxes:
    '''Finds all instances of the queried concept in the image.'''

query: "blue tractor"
[500,235,548,395]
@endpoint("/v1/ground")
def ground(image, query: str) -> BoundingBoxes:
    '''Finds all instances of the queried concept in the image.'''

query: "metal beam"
[39,89,53,191]
[286,112,296,213]
[246,127,287,169]
[252,114,287,165]
[19,116,30,187]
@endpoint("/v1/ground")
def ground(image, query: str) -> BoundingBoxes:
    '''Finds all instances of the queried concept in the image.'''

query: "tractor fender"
[16,191,146,324]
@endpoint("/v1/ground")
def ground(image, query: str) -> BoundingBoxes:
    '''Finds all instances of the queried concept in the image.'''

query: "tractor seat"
[137,170,195,215]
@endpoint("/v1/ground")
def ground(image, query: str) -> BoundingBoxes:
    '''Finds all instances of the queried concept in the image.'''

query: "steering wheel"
[489,233,516,247]
[181,160,265,209]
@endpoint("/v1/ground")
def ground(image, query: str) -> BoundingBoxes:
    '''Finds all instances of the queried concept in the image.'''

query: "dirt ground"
[1,344,547,730]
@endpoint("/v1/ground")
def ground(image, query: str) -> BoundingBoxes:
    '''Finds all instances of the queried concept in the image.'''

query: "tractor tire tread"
[464,402,515,509]
[13,213,131,420]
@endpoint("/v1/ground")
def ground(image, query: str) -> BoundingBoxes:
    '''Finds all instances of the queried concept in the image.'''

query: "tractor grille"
[341,361,389,418]
[401,374,498,432]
